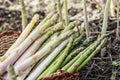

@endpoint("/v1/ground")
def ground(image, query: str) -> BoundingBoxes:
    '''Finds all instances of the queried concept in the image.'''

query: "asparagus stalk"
[14,29,75,75]
[40,21,75,49]
[61,34,95,68]
[39,31,61,49]
[16,56,47,80]
[38,50,65,79]
[0,12,53,62]
[62,21,77,33]
[50,32,61,40]
[0,14,58,75]
[37,37,73,79]
[15,22,63,78]
[38,21,78,50]
[15,22,63,65]
[75,0,110,73]
[75,0,111,72]
[72,32,84,47]
[50,37,73,74]
[39,31,80,77]
[0,14,39,62]
[83,0,90,37]
[16,24,63,78]
[73,35,95,49]
[64,0,69,26]
[61,42,94,71]
[61,47,85,68]
[38,32,82,77]
[101,0,111,35]
[19,0,28,31]
[57,0,63,22]
[26,39,69,80]
[77,38,108,71]
[7,64,17,80]
[62,36,104,71]
[66,36,104,73]
[80,36,96,47]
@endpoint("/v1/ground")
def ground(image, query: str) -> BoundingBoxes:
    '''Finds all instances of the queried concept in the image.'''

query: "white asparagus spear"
[15,22,63,66]
[14,30,75,75]
[26,39,69,80]
[0,12,54,62]
[0,14,58,75]
[0,14,39,62]
[17,55,47,80]
[16,35,63,80]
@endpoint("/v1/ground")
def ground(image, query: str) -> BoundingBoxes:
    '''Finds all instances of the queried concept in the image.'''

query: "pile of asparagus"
[0,0,111,80]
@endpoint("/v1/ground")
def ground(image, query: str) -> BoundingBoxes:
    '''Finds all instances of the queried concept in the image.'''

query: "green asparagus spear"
[77,38,108,71]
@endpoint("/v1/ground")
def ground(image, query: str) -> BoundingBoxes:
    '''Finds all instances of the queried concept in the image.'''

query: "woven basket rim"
[0,30,21,56]
[0,30,21,38]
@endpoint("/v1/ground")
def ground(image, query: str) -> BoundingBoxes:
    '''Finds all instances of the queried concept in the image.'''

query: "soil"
[0,0,120,80]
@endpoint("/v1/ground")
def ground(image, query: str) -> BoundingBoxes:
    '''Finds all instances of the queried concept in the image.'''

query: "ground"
[0,0,120,80]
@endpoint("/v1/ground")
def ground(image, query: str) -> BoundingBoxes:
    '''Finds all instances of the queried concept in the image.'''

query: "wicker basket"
[0,30,20,56]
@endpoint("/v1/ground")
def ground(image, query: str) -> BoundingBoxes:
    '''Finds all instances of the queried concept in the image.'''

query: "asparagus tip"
[51,14,59,22]
[32,14,40,22]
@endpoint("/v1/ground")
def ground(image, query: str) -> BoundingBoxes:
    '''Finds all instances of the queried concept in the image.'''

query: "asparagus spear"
[61,47,85,68]
[83,0,90,37]
[14,29,75,75]
[38,32,82,78]
[19,0,28,31]
[14,22,63,79]
[0,14,39,62]
[48,37,73,75]
[72,32,84,47]
[7,64,17,80]
[61,33,92,68]
[39,21,76,49]
[15,22,63,65]
[57,0,63,22]
[77,38,107,71]
[66,36,104,73]
[64,0,69,26]
[61,42,94,71]
[0,12,54,62]
[75,0,110,73]
[76,0,111,72]
[62,21,77,33]
[38,50,65,79]
[39,31,61,49]
[62,36,104,71]
[26,39,69,80]
[16,56,47,80]
[101,0,111,35]
[0,14,58,75]
[37,37,73,79]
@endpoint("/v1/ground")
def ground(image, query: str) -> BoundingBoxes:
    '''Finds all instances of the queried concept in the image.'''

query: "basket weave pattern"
[0,30,20,56]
